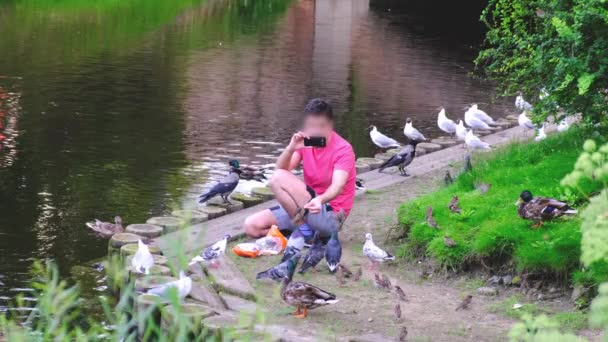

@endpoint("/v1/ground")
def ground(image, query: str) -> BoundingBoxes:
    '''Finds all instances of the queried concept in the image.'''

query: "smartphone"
[304,136,327,147]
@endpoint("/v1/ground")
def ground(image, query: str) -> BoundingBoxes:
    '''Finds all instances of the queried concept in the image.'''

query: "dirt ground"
[230,168,599,342]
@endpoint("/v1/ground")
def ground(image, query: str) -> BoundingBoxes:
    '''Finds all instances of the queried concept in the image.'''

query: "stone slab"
[171,209,209,225]
[205,257,256,301]
[356,157,383,170]
[197,206,227,220]
[109,233,142,249]
[220,293,258,312]
[431,138,458,147]
[208,198,245,214]
[230,192,264,208]
[126,254,168,267]
[415,147,427,157]
[120,243,161,257]
[126,223,164,238]
[355,161,371,174]
[417,142,442,152]
[250,187,274,201]
[145,217,185,234]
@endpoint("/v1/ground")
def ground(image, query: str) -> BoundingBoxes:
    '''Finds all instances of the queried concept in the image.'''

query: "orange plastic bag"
[233,225,287,258]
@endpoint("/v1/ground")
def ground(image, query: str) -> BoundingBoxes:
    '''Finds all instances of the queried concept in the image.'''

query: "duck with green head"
[517,190,577,227]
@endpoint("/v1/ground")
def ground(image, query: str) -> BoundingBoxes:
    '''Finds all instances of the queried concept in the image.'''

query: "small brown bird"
[444,170,454,185]
[394,303,402,320]
[374,273,390,289]
[382,274,392,290]
[426,206,439,229]
[398,326,408,341]
[456,295,473,311]
[394,285,407,301]
[339,264,353,278]
[353,267,362,281]
[448,196,461,214]
[444,236,457,247]
[476,182,491,195]
[336,266,347,285]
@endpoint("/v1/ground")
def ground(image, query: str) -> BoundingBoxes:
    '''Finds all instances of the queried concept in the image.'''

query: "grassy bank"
[397,127,605,283]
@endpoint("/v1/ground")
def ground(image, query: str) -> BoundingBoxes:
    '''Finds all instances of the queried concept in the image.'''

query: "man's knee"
[243,215,267,238]
[269,169,291,192]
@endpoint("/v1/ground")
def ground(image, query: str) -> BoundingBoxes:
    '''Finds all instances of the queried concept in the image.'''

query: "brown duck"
[86,216,123,238]
[517,190,577,227]
[280,277,339,318]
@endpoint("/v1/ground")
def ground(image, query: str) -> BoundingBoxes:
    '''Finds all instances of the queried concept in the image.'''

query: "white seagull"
[464,107,491,130]
[131,240,154,274]
[535,125,547,141]
[404,118,427,141]
[465,130,491,150]
[515,94,533,111]
[557,119,569,132]
[189,234,230,268]
[455,120,467,141]
[363,233,395,270]
[147,271,192,300]
[467,104,496,125]
[518,112,536,135]
[437,108,457,135]
[369,125,401,148]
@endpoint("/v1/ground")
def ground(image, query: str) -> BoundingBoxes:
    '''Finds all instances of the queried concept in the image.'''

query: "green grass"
[397,127,604,278]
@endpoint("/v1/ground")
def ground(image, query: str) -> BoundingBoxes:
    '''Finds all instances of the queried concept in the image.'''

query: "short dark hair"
[304,98,333,120]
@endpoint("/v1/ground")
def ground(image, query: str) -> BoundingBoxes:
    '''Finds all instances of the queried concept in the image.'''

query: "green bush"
[476,0,608,125]
[397,127,604,277]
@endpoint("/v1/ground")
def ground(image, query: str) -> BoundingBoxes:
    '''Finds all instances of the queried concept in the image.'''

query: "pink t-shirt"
[298,131,356,216]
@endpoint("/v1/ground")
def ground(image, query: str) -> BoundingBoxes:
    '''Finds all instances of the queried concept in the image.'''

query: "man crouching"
[243,98,356,241]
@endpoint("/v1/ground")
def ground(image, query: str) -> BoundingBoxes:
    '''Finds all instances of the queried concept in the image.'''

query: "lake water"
[0,0,510,308]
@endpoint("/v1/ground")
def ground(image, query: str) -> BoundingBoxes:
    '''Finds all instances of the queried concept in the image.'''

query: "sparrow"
[456,295,473,311]
[426,206,439,229]
[339,264,353,278]
[394,303,402,320]
[444,236,457,248]
[448,196,461,214]
[353,267,362,282]
[382,274,393,290]
[398,326,408,341]
[394,285,407,301]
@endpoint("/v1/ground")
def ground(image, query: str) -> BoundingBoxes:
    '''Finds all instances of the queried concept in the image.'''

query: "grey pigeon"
[189,234,230,267]
[199,160,242,204]
[281,229,305,263]
[256,254,300,282]
[378,140,419,176]
[298,232,325,274]
[325,231,342,273]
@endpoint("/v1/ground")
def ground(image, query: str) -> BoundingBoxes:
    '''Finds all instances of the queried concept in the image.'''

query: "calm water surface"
[0,0,510,307]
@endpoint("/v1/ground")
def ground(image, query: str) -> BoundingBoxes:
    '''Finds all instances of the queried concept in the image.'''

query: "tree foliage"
[476,0,608,124]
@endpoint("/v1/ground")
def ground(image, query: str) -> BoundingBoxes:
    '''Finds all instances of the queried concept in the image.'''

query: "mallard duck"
[517,190,577,227]
[239,165,268,182]
[280,277,339,318]
[86,216,123,238]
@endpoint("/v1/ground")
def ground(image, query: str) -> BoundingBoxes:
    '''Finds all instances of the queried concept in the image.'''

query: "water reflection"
[0,0,510,307]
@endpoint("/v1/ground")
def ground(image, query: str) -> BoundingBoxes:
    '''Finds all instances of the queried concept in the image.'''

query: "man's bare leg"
[268,169,312,216]
[243,209,278,238]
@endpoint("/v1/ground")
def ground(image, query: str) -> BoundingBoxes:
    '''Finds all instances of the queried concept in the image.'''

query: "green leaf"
[552,17,575,40]
[557,74,575,91]
[577,73,595,95]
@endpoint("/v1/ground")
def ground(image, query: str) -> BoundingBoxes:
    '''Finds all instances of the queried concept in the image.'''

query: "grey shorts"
[270,204,341,238]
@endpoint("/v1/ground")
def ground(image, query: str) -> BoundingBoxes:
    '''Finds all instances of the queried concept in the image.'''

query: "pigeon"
[448,196,461,214]
[353,267,362,281]
[189,234,230,268]
[147,271,192,301]
[455,295,473,311]
[426,206,439,229]
[444,236,457,247]
[455,120,467,141]
[395,303,402,320]
[437,108,457,135]
[404,118,427,141]
[515,94,533,111]
[557,119,569,132]
[325,231,342,273]
[467,104,496,125]
[394,285,407,301]
[398,326,408,341]
[369,125,400,148]
[86,216,123,238]
[199,160,242,204]
[282,229,305,263]
[535,125,547,141]
[298,232,325,274]
[131,240,154,274]
[518,112,536,132]
[464,108,491,130]
[378,140,419,176]
[363,233,395,269]
[256,254,300,281]
[465,130,491,150]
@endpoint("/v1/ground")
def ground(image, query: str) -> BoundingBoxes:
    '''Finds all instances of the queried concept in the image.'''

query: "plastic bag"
[233,225,287,258]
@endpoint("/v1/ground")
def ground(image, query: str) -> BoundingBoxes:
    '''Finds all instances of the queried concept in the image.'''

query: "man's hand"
[304,197,323,214]
[287,131,309,151]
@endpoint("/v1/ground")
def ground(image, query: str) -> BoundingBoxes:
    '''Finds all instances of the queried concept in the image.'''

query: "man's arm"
[303,170,348,214]
[276,132,305,170]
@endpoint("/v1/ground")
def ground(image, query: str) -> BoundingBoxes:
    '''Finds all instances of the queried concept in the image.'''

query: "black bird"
[299,232,325,274]
[325,231,342,273]
[199,160,242,204]
[378,140,420,176]
[256,254,300,282]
